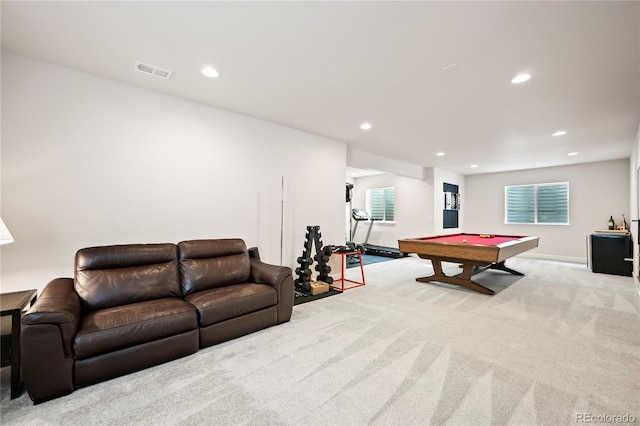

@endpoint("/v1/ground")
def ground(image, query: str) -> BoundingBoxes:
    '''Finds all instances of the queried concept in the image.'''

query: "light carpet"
[1,256,639,425]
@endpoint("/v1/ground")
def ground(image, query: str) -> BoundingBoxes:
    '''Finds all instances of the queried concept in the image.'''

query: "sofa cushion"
[185,283,277,327]
[75,244,181,310]
[74,298,197,360]
[178,239,251,296]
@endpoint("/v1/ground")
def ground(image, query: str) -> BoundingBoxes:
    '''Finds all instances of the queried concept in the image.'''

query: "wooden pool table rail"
[398,236,539,264]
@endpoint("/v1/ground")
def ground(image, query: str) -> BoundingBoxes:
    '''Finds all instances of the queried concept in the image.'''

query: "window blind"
[369,188,395,222]
[505,182,568,224]
[536,184,568,223]
[506,186,535,223]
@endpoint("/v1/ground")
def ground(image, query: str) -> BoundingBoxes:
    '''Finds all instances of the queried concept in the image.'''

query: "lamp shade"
[0,217,14,245]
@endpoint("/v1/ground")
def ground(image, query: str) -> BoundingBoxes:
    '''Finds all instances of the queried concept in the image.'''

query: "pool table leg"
[490,261,524,276]
[416,259,495,295]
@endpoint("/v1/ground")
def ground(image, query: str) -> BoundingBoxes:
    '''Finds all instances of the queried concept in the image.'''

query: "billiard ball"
[462,238,467,243]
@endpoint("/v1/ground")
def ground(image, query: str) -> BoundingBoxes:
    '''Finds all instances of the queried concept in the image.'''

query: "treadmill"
[350,209,406,258]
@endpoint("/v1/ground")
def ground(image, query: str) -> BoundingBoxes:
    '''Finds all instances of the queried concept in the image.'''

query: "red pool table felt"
[416,234,521,246]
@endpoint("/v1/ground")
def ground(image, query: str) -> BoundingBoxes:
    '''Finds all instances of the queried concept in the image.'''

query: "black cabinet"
[590,233,633,277]
[443,183,459,229]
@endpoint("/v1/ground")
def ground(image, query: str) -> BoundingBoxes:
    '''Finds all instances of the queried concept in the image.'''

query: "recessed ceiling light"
[568,152,578,156]
[511,73,531,84]
[360,122,372,130]
[436,152,445,157]
[552,130,567,137]
[202,67,220,78]
[470,164,478,168]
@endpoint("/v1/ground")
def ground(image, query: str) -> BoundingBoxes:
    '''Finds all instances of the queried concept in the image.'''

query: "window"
[505,182,569,225]
[367,187,395,222]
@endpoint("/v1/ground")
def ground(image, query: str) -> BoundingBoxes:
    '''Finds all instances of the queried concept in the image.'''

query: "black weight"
[295,267,312,276]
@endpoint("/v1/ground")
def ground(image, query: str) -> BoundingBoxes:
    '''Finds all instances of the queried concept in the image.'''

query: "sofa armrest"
[22,278,81,402]
[23,278,81,353]
[248,246,260,260]
[250,258,294,324]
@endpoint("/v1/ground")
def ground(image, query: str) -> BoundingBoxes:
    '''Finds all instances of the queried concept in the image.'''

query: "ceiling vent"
[135,61,173,80]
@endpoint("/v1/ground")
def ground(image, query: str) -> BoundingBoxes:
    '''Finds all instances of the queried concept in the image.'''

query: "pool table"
[398,233,539,295]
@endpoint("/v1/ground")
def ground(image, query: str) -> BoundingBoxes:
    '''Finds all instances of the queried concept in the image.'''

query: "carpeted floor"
[1,256,639,425]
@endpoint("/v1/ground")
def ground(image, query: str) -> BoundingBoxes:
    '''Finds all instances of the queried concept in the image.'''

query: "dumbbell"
[314,253,330,262]
[295,267,312,276]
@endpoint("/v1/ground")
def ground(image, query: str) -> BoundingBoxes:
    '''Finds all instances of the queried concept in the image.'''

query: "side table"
[330,251,366,291]
[1,289,37,399]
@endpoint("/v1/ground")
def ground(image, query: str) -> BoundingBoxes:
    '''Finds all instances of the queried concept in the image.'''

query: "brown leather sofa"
[21,239,293,403]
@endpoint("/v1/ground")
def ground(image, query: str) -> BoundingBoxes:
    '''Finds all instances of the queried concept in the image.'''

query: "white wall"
[0,51,347,293]
[630,122,640,290]
[350,173,433,248]
[348,148,425,180]
[466,159,631,262]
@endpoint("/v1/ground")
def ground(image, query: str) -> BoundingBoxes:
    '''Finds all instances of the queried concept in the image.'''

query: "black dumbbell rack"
[294,226,334,295]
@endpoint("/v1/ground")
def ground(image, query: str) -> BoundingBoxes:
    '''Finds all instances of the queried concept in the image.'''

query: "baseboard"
[518,253,587,264]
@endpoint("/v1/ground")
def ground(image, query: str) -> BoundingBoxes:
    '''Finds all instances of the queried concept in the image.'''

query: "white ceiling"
[2,1,639,175]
